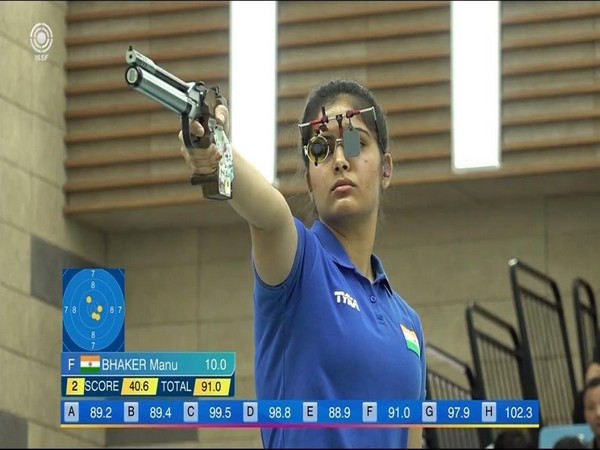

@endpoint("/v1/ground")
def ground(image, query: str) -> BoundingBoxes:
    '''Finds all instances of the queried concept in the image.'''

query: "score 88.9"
[328,406,351,420]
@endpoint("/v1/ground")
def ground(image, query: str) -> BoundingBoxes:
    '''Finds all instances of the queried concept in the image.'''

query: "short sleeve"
[252,217,316,318]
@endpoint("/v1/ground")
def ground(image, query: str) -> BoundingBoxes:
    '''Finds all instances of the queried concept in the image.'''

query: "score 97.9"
[447,406,470,420]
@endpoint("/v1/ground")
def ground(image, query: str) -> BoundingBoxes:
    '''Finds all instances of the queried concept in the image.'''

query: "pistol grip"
[182,114,230,200]
[190,172,230,200]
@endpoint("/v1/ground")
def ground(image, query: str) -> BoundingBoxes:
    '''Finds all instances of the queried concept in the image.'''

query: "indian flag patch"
[401,324,420,357]
[80,355,100,374]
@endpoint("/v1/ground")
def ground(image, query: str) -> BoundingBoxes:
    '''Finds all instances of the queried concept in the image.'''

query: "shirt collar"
[371,253,394,296]
[312,220,393,296]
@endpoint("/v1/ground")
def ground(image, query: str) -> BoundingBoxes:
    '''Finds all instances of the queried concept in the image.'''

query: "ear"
[381,153,393,190]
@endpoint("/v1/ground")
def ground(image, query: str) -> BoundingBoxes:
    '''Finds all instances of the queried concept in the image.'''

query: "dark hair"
[493,430,533,449]
[584,376,600,399]
[299,79,389,167]
[553,435,588,449]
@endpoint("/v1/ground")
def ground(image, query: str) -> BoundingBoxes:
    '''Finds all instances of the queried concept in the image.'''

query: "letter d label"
[243,402,258,422]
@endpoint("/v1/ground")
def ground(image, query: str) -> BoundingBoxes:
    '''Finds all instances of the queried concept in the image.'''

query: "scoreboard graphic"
[61,352,236,398]
[61,399,539,427]
[61,268,538,429]
[62,268,125,352]
[61,268,237,427]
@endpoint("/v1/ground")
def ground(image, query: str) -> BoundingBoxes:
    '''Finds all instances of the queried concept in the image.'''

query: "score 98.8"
[269,406,291,420]
[447,406,470,420]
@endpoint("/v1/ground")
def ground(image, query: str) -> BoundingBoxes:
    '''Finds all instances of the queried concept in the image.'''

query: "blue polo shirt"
[253,217,426,449]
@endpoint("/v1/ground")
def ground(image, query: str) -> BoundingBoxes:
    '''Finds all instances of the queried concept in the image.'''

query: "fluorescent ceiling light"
[230,1,278,185]
[451,1,501,172]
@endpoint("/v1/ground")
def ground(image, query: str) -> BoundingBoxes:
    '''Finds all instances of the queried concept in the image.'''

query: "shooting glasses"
[298,106,383,166]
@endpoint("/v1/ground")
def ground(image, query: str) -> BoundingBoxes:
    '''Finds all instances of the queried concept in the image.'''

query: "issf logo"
[30,22,53,61]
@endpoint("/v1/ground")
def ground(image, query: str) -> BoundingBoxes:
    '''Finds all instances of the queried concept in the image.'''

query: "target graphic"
[30,22,53,54]
[62,268,125,352]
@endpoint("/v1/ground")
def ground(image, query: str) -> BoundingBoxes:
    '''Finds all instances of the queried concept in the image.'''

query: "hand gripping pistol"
[124,46,233,200]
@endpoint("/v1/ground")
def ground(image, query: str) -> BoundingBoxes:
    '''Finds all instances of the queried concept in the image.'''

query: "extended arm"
[182,117,298,287]
[126,47,298,288]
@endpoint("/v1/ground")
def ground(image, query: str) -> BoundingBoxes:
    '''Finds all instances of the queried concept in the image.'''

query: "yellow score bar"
[65,377,230,396]
[121,378,159,395]
[193,378,232,396]
[65,378,158,396]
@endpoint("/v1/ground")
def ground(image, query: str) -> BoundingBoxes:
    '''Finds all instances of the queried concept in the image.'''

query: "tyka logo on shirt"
[334,291,360,312]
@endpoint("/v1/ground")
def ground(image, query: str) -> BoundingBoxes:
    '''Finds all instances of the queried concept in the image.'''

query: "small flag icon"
[401,325,421,357]
[80,355,100,374]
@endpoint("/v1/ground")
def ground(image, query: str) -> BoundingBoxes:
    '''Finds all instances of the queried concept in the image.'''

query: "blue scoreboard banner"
[61,352,236,398]
[61,399,539,428]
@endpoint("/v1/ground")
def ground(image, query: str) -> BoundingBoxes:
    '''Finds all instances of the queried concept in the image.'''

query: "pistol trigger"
[208,117,217,134]
[181,113,197,150]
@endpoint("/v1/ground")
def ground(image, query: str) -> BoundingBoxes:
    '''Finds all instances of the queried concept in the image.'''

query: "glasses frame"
[302,134,342,166]
[298,106,382,166]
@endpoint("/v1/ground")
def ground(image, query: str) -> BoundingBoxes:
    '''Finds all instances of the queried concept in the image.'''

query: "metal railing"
[424,344,490,448]
[573,277,598,386]
[466,301,538,443]
[509,258,577,426]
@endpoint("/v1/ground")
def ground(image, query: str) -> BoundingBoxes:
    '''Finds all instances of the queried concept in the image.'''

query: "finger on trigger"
[190,120,204,137]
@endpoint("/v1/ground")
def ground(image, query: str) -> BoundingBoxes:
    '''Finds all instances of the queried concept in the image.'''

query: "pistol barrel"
[126,46,188,94]
[125,66,194,116]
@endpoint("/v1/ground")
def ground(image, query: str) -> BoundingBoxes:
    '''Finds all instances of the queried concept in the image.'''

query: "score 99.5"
[208,406,231,419]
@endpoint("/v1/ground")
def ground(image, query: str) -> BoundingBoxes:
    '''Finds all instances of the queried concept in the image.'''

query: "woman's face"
[584,384,600,437]
[305,99,392,226]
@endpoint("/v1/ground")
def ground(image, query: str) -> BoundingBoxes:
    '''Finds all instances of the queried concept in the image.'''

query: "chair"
[509,258,577,426]
[466,301,538,443]
[573,278,598,386]
[424,343,490,449]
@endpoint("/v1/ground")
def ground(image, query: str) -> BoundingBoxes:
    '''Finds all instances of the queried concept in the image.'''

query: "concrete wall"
[0,1,107,447]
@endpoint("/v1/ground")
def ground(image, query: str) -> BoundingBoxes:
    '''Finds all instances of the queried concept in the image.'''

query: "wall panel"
[64,1,600,230]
